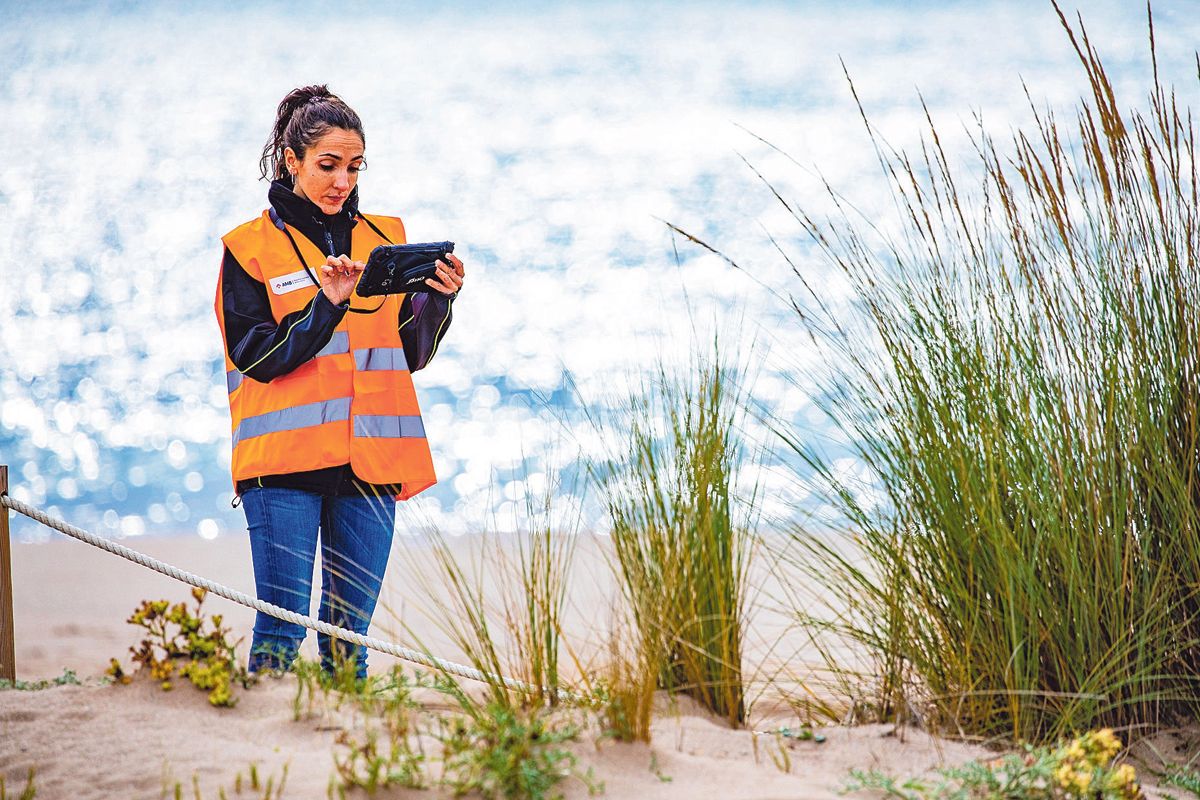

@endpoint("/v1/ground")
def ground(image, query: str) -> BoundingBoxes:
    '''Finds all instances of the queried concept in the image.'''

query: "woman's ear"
[283,146,298,176]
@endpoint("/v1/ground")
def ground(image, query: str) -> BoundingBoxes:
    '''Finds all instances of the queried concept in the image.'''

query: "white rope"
[2,494,569,701]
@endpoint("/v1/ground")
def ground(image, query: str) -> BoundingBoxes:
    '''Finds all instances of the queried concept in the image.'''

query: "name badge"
[269,269,317,295]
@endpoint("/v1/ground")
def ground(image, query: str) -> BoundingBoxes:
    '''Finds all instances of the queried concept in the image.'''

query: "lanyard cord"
[276,216,387,315]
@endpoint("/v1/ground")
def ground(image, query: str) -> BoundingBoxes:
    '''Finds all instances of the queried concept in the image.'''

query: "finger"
[425,277,456,295]
[446,254,465,275]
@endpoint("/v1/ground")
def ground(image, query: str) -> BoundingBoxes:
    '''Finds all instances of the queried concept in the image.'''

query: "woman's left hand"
[427,254,465,297]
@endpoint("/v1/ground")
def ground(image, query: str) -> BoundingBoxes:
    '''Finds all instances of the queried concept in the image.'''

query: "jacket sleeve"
[399,291,454,372]
[220,246,348,383]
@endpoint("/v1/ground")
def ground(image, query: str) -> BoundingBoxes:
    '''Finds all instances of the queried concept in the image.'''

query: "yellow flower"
[1105,763,1139,798]
[1055,762,1093,795]
[1055,763,1073,789]
[1087,728,1121,764]
[1073,768,1092,793]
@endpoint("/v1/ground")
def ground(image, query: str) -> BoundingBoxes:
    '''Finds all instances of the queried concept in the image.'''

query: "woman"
[214,85,464,679]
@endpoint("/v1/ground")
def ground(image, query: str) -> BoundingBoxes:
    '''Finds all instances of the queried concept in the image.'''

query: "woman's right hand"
[320,254,364,306]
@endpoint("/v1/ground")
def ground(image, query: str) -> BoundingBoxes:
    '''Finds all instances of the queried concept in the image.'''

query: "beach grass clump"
[402,462,581,711]
[499,474,580,708]
[160,762,289,800]
[592,350,755,727]
[0,768,36,800]
[109,587,251,707]
[770,4,1200,741]
[845,728,1142,799]
[585,659,654,743]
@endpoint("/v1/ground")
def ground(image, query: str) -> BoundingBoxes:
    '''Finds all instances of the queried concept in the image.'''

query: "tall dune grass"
[767,5,1200,741]
[590,350,755,726]
[400,464,581,711]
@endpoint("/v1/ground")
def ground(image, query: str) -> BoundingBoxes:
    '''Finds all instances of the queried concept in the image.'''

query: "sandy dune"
[0,674,992,799]
[0,533,1088,798]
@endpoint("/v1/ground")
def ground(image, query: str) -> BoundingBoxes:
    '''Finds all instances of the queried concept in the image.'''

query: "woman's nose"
[334,171,351,190]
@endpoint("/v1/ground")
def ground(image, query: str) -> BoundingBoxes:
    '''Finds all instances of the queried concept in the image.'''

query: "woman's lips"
[325,195,346,204]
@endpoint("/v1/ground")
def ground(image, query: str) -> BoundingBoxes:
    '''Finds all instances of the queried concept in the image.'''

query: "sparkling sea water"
[2,0,1195,541]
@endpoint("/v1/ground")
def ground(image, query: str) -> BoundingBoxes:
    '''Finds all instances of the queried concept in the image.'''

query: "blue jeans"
[241,487,396,679]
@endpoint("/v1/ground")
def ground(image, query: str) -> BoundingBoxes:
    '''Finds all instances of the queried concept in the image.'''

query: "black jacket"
[220,179,453,496]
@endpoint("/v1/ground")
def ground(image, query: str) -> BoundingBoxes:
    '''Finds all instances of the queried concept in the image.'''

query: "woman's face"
[284,127,365,215]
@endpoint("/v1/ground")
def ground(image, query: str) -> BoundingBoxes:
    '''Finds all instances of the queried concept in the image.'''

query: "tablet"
[356,241,456,297]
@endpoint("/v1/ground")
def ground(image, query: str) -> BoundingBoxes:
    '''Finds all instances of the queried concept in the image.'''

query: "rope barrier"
[2,493,569,701]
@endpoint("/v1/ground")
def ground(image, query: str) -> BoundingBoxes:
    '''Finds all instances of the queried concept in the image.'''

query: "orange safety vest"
[215,210,436,500]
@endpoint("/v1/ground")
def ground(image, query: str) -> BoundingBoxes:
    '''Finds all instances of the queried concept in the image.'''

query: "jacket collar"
[267,176,359,251]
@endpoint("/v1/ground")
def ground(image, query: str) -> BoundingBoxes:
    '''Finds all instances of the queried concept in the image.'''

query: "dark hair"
[259,85,365,181]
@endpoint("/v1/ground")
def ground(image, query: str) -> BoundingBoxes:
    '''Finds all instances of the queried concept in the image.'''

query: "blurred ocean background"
[2,0,1197,541]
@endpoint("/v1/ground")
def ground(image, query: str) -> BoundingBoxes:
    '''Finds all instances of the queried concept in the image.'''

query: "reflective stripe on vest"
[354,347,407,371]
[316,330,350,358]
[354,414,426,439]
[225,331,351,396]
[232,397,352,447]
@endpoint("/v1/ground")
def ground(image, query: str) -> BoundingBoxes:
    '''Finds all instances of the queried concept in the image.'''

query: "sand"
[0,532,1057,798]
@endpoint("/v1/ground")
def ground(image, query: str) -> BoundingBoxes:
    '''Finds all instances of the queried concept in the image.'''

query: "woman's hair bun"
[289,85,333,105]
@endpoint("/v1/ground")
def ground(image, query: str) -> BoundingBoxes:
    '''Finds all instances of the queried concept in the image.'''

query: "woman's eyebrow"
[316,152,365,160]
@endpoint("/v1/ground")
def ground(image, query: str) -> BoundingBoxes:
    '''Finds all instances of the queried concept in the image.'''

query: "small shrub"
[109,587,251,707]
[845,729,1143,799]
[438,702,597,800]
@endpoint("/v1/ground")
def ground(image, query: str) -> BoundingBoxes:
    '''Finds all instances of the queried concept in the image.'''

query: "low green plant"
[844,729,1142,799]
[0,668,80,691]
[1159,764,1200,799]
[327,667,429,796]
[0,767,36,800]
[109,587,252,707]
[438,701,598,800]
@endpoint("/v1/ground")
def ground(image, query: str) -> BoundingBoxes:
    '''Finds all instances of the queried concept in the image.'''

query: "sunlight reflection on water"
[1,0,1192,540]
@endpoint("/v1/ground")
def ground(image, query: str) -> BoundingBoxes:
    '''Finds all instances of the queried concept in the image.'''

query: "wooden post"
[0,465,14,682]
